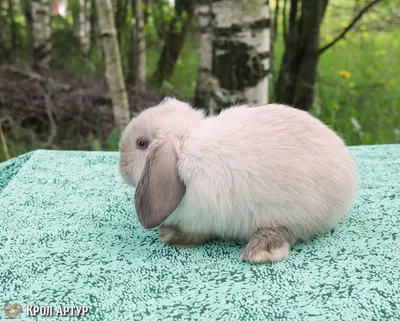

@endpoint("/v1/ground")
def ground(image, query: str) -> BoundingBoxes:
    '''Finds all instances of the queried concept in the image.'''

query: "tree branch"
[0,118,11,160]
[319,0,383,55]
[43,79,58,148]
[0,66,71,90]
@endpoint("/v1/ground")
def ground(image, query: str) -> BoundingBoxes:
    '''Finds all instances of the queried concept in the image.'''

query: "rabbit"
[119,97,358,264]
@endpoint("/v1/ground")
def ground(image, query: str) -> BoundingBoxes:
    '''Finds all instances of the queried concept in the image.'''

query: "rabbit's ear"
[134,135,185,229]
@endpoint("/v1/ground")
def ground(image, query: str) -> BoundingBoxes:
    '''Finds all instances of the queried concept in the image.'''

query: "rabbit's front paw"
[240,227,292,263]
[159,224,210,248]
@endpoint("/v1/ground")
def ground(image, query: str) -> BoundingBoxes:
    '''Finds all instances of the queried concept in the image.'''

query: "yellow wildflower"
[342,22,349,28]
[339,70,351,79]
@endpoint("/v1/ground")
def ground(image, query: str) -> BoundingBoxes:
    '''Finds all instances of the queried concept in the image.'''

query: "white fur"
[120,98,358,243]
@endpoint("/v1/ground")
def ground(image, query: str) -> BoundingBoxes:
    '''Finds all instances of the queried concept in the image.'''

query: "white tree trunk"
[95,0,130,129]
[194,0,215,113]
[131,0,146,91]
[31,0,52,71]
[195,0,270,113]
[79,0,91,56]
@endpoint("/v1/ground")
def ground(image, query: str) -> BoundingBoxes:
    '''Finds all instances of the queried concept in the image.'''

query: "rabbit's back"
[167,104,358,241]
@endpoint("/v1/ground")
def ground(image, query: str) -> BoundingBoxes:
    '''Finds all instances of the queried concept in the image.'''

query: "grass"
[315,29,400,145]
[1,3,400,162]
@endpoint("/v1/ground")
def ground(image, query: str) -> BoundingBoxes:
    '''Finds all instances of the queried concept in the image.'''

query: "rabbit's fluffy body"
[119,98,357,245]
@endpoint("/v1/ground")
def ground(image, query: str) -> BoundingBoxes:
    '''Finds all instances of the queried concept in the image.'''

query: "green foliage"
[1,0,400,163]
[270,0,400,146]
[104,128,121,150]
[90,139,102,151]
[88,128,120,153]
[144,0,175,41]
[314,3,400,145]
[146,28,198,98]
[0,125,43,162]
[51,16,105,76]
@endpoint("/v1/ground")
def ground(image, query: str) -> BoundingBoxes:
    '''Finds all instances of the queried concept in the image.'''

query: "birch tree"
[71,0,92,56]
[195,0,271,114]
[31,0,52,71]
[194,0,214,112]
[79,0,92,56]
[95,0,130,128]
[129,0,146,91]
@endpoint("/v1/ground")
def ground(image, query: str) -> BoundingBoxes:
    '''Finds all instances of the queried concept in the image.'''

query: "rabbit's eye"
[136,138,149,149]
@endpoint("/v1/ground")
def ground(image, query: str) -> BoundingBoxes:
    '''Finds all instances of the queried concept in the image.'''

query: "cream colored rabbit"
[119,97,358,264]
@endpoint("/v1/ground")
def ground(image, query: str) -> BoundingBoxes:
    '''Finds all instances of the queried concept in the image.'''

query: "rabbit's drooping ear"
[134,135,185,229]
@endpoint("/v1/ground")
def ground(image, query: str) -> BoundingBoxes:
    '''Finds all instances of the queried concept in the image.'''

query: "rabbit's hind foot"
[240,226,292,264]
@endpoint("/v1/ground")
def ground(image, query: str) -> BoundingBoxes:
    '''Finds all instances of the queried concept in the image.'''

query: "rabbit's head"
[119,97,204,228]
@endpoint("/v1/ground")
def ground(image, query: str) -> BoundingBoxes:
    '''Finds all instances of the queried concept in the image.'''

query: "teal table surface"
[0,146,399,321]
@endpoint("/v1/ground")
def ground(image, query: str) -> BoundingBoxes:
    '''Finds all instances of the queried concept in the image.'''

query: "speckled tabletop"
[0,146,399,320]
